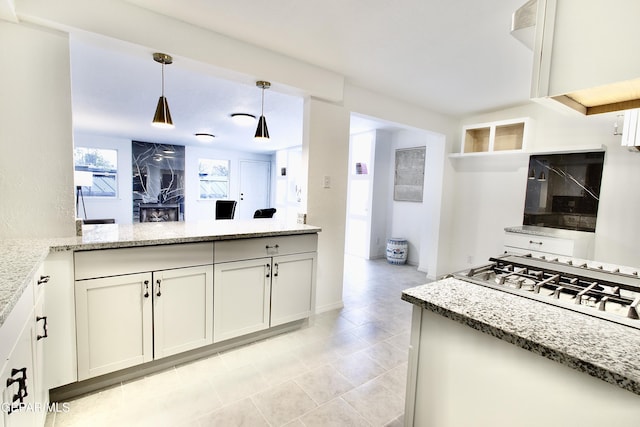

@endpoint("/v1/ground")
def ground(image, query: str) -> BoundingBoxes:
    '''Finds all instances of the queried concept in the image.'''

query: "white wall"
[303,97,351,313]
[449,102,640,271]
[385,129,447,273]
[0,22,75,238]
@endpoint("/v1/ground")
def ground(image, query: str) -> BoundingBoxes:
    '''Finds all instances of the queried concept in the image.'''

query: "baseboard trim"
[315,300,344,314]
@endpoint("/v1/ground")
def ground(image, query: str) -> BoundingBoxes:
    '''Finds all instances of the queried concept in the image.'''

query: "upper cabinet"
[621,109,640,151]
[530,0,640,115]
[457,118,529,156]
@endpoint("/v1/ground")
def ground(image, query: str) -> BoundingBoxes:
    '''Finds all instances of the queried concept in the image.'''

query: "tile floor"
[45,255,429,427]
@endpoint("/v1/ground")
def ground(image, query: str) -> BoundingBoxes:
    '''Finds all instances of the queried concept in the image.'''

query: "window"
[198,159,229,199]
[74,147,118,197]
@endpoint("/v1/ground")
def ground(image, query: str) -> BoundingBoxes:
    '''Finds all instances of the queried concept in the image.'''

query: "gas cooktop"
[450,253,640,330]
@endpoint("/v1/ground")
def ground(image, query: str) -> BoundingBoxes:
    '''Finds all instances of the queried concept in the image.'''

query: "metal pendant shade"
[152,53,174,129]
[153,96,173,128]
[255,81,270,140]
[255,115,269,139]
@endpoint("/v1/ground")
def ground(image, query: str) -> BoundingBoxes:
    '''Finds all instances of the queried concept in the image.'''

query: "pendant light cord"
[161,62,165,97]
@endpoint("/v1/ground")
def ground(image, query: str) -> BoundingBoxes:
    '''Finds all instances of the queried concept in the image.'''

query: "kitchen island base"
[405,307,640,427]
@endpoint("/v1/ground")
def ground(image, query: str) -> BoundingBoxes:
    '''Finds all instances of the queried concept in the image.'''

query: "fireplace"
[139,204,180,222]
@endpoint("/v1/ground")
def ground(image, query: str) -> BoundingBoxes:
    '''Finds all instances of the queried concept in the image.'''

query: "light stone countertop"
[504,224,594,239]
[0,220,321,328]
[402,277,640,396]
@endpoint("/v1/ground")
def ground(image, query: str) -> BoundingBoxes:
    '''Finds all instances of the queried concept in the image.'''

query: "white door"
[153,266,213,359]
[238,160,271,219]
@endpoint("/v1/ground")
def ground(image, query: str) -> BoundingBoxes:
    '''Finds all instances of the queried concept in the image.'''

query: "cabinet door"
[75,273,153,380]
[153,266,213,359]
[213,258,271,343]
[271,253,316,327]
[1,311,36,427]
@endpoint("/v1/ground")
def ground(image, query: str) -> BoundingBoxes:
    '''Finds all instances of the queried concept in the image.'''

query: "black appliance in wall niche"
[132,141,185,222]
[523,151,605,232]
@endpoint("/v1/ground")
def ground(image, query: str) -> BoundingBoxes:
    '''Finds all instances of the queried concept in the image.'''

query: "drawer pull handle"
[266,264,271,278]
[143,280,150,298]
[274,263,279,277]
[36,316,48,340]
[37,275,50,285]
[156,279,162,297]
[529,240,543,245]
[265,244,280,250]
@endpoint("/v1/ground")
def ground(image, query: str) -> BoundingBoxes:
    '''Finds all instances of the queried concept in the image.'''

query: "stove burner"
[453,254,640,330]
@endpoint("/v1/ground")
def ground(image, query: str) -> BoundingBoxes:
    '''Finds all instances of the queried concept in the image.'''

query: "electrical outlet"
[322,175,331,188]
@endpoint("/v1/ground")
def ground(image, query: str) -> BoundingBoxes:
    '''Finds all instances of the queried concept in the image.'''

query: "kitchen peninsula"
[0,220,320,422]
[402,276,640,427]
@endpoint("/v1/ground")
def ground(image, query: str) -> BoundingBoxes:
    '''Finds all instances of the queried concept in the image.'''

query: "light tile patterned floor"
[46,255,429,427]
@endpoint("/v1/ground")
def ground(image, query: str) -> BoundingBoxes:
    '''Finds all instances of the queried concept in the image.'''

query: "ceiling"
[69,0,535,152]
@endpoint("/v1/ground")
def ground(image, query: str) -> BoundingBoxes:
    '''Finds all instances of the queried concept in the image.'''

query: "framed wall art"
[394,146,425,202]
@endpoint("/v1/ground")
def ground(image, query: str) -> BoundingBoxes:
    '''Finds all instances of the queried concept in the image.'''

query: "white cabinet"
[213,258,271,342]
[531,0,640,115]
[75,272,153,380]
[457,118,529,155]
[270,253,316,327]
[75,266,213,381]
[213,235,317,343]
[621,109,640,150]
[152,266,213,358]
[504,227,594,259]
[74,243,214,380]
[1,313,37,427]
[0,265,51,427]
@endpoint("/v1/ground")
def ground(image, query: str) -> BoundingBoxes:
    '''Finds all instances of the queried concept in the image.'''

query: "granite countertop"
[0,220,321,328]
[402,277,640,396]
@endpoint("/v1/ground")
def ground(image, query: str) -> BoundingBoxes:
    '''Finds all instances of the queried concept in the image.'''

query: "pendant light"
[255,81,270,140]
[152,53,174,129]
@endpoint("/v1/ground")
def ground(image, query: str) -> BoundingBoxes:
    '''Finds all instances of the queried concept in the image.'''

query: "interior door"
[238,160,271,219]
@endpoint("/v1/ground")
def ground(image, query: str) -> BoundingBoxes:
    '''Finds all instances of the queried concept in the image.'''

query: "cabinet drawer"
[214,234,318,263]
[75,242,214,280]
[504,232,574,256]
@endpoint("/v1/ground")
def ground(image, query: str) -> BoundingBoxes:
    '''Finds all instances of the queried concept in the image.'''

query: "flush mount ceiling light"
[255,81,270,140]
[194,133,216,142]
[152,52,174,129]
[230,113,256,126]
